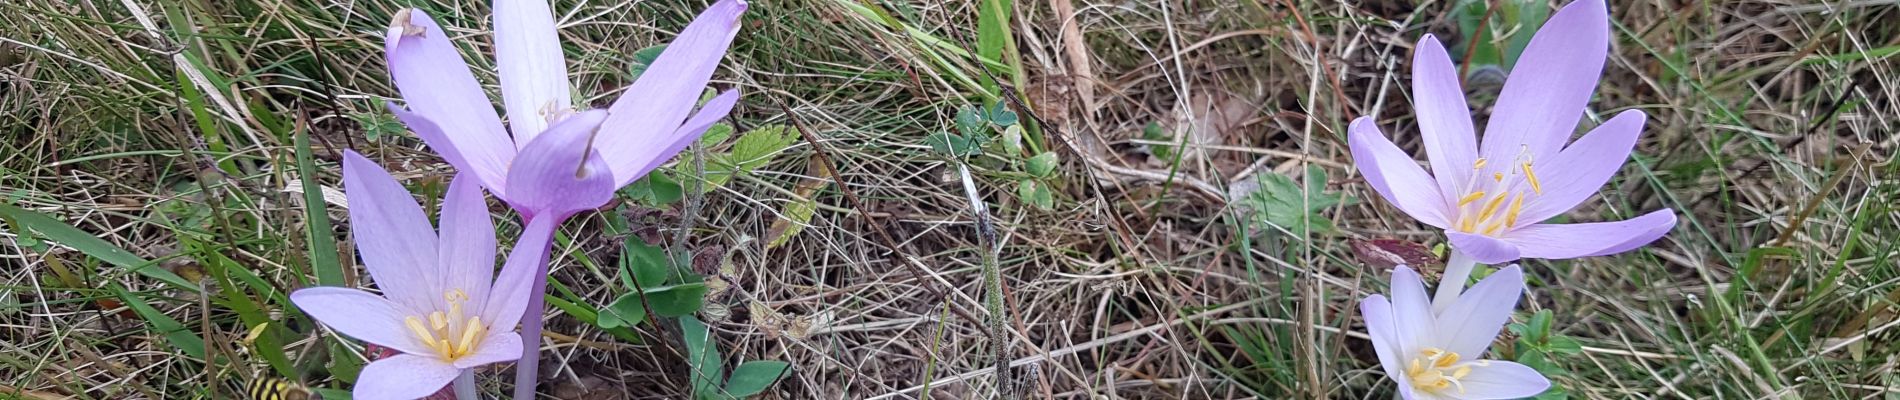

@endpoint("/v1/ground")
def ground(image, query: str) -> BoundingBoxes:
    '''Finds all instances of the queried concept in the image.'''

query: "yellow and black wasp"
[245,377,316,400]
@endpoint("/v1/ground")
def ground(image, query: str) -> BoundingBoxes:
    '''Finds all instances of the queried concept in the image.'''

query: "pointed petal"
[495,0,573,145]
[437,173,496,315]
[351,354,460,400]
[1390,266,1437,355]
[1447,231,1521,264]
[1456,360,1551,399]
[483,216,558,329]
[1514,110,1646,223]
[385,103,505,198]
[1435,265,1524,357]
[290,287,432,357]
[1413,35,1479,199]
[620,89,740,186]
[452,332,524,369]
[505,110,616,218]
[342,151,438,309]
[597,0,746,182]
[385,9,514,189]
[1350,117,1451,228]
[1501,209,1675,259]
[1359,295,1409,388]
[1479,0,1609,163]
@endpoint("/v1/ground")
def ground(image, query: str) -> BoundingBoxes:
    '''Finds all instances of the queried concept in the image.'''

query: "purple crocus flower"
[290,151,532,400]
[1349,0,1675,266]
[1361,265,1550,399]
[379,1,747,397]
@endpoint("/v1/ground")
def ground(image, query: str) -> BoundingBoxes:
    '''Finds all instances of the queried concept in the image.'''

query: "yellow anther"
[1452,366,1472,379]
[456,317,485,356]
[1505,193,1525,227]
[430,311,448,330]
[1493,172,1505,182]
[1457,191,1487,207]
[1478,193,1509,222]
[1472,158,1488,170]
[1522,162,1543,194]
[404,317,436,345]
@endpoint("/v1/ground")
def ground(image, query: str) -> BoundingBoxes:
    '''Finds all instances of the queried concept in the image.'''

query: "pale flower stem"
[454,369,478,400]
[1432,249,1481,313]
[513,253,552,400]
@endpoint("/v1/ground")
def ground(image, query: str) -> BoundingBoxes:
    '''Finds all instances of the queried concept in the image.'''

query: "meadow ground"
[1,0,1897,399]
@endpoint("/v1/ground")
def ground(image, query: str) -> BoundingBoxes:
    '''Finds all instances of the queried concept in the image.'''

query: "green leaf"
[1526,309,1554,343]
[0,203,199,291]
[627,44,669,81]
[597,293,649,330]
[1017,179,1053,210]
[1546,336,1583,355]
[925,132,984,158]
[680,316,725,398]
[987,102,1018,127]
[999,125,1025,154]
[623,236,673,289]
[1025,152,1058,178]
[1240,165,1356,236]
[766,198,817,249]
[724,360,790,397]
[729,125,794,172]
[646,282,709,317]
[954,105,986,136]
[1500,0,1549,69]
[699,123,735,147]
[294,126,345,286]
[1142,121,1174,161]
[113,284,205,358]
[624,173,685,206]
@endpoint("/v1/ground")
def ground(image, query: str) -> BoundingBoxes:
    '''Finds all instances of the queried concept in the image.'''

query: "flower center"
[1406,347,1486,394]
[403,289,486,360]
[1451,149,1542,236]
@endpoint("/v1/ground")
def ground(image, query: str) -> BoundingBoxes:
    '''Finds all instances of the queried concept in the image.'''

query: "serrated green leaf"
[730,125,793,172]
[1025,152,1058,178]
[699,123,735,147]
[724,360,790,397]
[767,198,817,249]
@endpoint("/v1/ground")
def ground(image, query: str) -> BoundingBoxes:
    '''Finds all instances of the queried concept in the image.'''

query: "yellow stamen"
[1457,191,1487,207]
[404,317,436,344]
[1472,158,1488,170]
[1522,162,1543,194]
[430,311,448,330]
[1505,193,1525,227]
[456,317,484,356]
[1478,193,1509,221]
[1493,172,1504,182]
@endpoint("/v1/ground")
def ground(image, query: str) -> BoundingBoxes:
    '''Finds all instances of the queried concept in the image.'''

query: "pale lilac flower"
[1361,265,1550,399]
[379,0,747,221]
[290,151,530,400]
[1349,0,1675,266]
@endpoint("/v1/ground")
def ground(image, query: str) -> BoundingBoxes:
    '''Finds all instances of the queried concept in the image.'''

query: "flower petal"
[621,89,740,186]
[351,354,461,400]
[505,109,615,218]
[1455,360,1550,399]
[1513,110,1645,224]
[1434,265,1524,357]
[290,287,432,357]
[483,216,558,328]
[452,331,524,369]
[1350,117,1451,228]
[1479,0,1609,163]
[385,9,514,192]
[385,103,504,198]
[1359,295,1408,388]
[1389,266,1436,355]
[437,173,496,315]
[1502,209,1676,259]
[596,0,747,184]
[342,151,438,310]
[1447,231,1522,264]
[1413,35,1479,199]
[494,0,573,145]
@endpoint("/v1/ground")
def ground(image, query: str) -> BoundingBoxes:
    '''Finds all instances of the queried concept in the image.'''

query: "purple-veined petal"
[342,151,438,310]
[1413,35,1479,202]
[351,353,460,400]
[436,173,496,315]
[1350,117,1452,228]
[505,109,615,218]
[1448,232,1521,264]
[452,331,525,369]
[1501,209,1675,259]
[386,103,505,198]
[1513,110,1645,224]
[620,89,740,186]
[290,287,432,357]
[495,0,573,145]
[1454,360,1550,399]
[483,216,559,328]
[385,9,514,191]
[1434,265,1524,357]
[1479,0,1609,164]
[1360,295,1410,390]
[1389,266,1436,356]
[596,0,747,183]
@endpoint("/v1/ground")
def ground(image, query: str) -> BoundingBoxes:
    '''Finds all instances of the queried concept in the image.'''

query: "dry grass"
[2,0,1897,399]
